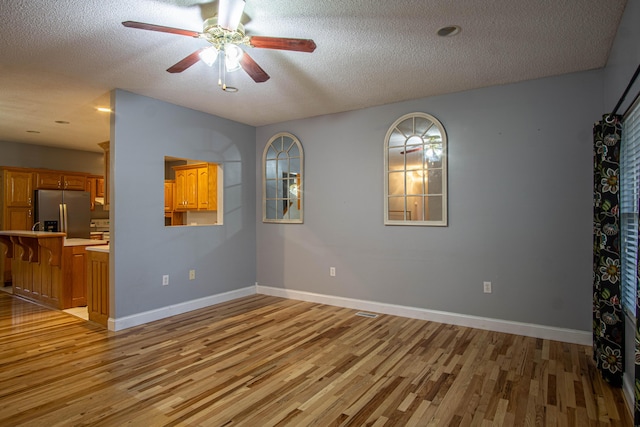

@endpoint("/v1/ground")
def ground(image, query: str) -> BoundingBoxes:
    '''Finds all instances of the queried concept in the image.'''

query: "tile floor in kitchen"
[1,283,88,320]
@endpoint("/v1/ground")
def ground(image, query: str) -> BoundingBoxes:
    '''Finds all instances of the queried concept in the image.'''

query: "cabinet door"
[87,178,97,211]
[35,171,63,189]
[197,164,217,210]
[63,175,87,190]
[6,207,33,230]
[63,246,88,308]
[96,178,104,197]
[164,181,174,212]
[174,170,186,210]
[197,166,209,210]
[185,168,198,209]
[5,170,33,208]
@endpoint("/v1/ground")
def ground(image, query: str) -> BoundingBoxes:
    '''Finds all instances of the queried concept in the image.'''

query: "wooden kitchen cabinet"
[5,208,33,231]
[86,175,104,211]
[173,163,218,212]
[63,245,90,308]
[173,167,199,211]
[96,177,104,197]
[164,180,174,211]
[35,171,87,190]
[1,168,34,282]
[4,169,34,208]
[197,164,217,210]
[164,180,184,226]
[87,249,109,327]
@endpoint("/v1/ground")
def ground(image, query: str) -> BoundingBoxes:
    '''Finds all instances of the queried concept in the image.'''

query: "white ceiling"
[0,0,627,153]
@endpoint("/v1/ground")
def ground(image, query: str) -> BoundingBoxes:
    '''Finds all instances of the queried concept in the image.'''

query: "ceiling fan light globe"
[225,44,244,72]
[199,47,219,67]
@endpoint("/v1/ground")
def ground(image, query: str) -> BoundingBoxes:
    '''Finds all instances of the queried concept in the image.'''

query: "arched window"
[263,132,304,223]
[384,112,448,226]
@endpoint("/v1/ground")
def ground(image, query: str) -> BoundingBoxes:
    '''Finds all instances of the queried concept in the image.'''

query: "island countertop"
[0,230,66,238]
[86,245,109,253]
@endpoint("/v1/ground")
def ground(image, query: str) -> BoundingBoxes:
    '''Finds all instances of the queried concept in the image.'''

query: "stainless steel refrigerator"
[34,190,91,238]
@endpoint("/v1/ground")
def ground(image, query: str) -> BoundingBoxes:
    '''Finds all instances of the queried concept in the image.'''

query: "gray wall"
[603,0,640,114]
[256,70,602,332]
[111,90,256,318]
[0,140,104,175]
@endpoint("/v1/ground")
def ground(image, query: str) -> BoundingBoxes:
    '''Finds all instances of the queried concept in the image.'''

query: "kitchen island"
[0,231,107,310]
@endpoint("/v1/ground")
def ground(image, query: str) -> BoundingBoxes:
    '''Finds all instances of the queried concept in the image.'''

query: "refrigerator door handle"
[58,204,64,232]
[63,203,68,234]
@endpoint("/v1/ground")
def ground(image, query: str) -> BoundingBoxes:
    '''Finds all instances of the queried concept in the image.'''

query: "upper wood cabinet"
[35,171,87,190]
[173,167,199,211]
[172,163,217,211]
[96,177,104,197]
[197,164,217,210]
[86,175,104,211]
[4,169,34,208]
[164,180,174,212]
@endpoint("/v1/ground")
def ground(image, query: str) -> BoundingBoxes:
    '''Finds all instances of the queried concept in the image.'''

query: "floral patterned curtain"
[593,114,624,388]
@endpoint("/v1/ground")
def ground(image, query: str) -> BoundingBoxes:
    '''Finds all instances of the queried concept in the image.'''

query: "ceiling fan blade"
[249,36,317,53]
[240,53,270,83]
[218,0,245,31]
[167,48,207,73]
[122,21,201,38]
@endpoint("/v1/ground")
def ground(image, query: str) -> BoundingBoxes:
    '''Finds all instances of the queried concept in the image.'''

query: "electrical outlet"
[330,267,336,277]
[189,269,196,280]
[162,275,169,286]
[483,281,492,293]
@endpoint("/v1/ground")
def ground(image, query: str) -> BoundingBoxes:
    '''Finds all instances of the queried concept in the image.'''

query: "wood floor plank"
[0,292,633,426]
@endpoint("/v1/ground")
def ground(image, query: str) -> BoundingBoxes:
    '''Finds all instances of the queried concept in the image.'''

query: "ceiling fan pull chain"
[218,48,224,88]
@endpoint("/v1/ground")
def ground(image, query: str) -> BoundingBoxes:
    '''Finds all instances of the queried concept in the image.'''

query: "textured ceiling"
[0,0,627,152]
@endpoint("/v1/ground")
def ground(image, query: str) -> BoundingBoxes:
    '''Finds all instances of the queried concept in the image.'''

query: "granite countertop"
[0,230,66,238]
[86,245,109,253]
[64,238,109,247]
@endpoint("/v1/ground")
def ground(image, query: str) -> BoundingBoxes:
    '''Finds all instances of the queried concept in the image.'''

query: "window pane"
[396,118,414,136]
[388,147,405,171]
[406,196,424,221]
[266,146,277,159]
[405,148,423,171]
[426,196,443,221]
[388,171,405,196]
[272,137,283,152]
[283,136,295,152]
[389,129,405,148]
[388,196,406,220]
[266,159,277,177]
[288,142,300,157]
[266,179,277,198]
[289,158,300,174]
[415,117,434,136]
[266,199,278,219]
[427,169,442,194]
[406,171,424,195]
[277,159,288,177]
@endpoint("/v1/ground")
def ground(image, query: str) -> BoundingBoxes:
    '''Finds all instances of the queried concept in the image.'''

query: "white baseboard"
[108,286,255,331]
[256,285,592,346]
[107,283,591,345]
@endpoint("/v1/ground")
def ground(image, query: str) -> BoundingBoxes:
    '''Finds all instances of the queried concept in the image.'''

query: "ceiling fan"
[123,0,316,92]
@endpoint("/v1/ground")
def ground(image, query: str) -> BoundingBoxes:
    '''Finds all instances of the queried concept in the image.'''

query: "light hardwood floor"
[0,292,632,426]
